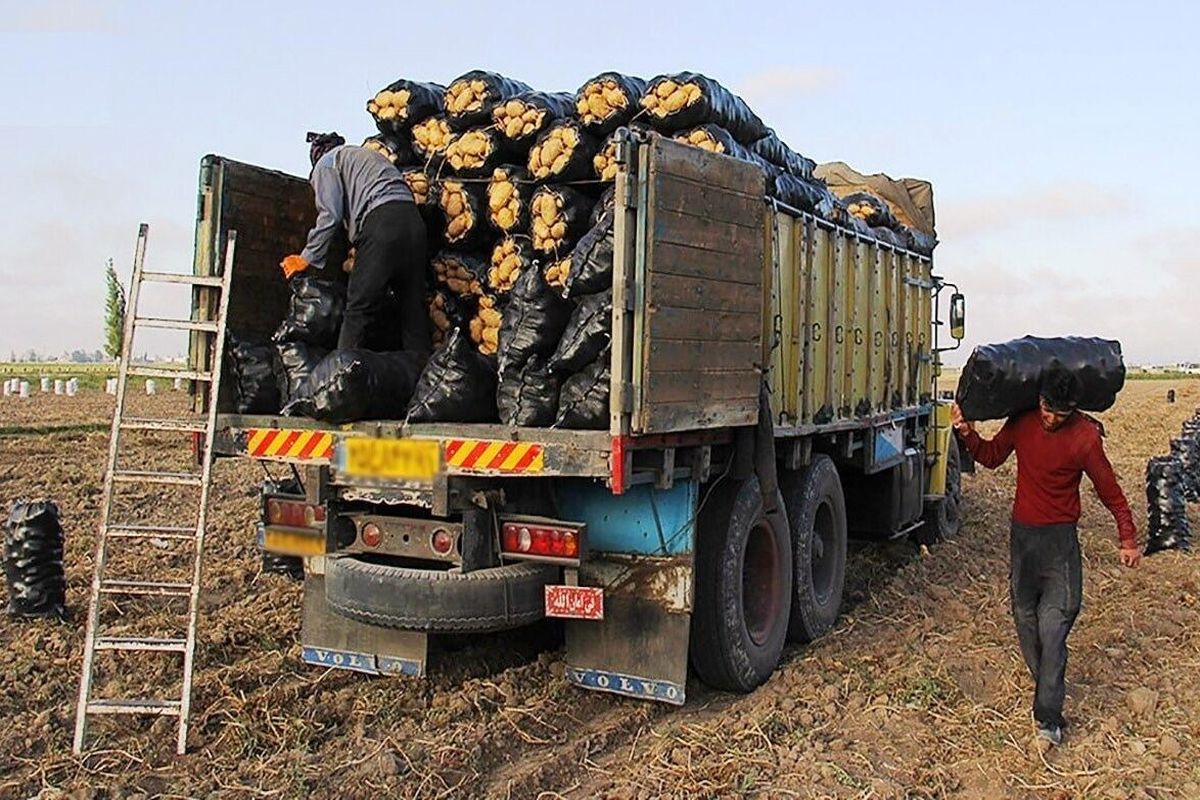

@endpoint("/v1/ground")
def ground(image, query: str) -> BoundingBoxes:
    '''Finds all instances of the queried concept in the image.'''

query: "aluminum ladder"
[73,223,236,755]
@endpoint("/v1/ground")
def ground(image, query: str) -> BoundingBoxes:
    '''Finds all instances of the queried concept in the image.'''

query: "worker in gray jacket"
[281,131,431,354]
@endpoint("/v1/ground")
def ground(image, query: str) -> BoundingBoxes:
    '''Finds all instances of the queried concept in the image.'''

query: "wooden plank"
[653,210,764,259]
[651,136,766,197]
[652,172,765,230]
[648,306,761,342]
[609,139,639,436]
[649,273,761,314]
[642,397,758,432]
[651,241,762,286]
[644,370,760,404]
[648,339,761,372]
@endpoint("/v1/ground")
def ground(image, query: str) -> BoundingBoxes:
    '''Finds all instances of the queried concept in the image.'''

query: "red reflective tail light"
[500,520,583,563]
[265,497,326,529]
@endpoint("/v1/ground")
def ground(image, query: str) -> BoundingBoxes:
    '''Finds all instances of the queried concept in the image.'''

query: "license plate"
[341,438,440,481]
[545,585,604,620]
[264,526,326,556]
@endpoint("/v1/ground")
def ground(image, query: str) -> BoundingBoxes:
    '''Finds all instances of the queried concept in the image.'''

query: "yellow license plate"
[341,437,440,480]
[264,526,326,557]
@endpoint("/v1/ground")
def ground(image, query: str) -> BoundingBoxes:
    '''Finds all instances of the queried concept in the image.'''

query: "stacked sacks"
[1178,411,1200,502]
[226,334,281,414]
[4,500,66,619]
[283,349,425,424]
[1144,455,1191,555]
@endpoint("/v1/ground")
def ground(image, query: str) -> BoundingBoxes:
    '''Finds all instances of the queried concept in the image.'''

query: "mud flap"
[301,575,428,677]
[556,479,696,705]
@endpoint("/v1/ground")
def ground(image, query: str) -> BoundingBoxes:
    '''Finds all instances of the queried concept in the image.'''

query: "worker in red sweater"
[951,367,1140,747]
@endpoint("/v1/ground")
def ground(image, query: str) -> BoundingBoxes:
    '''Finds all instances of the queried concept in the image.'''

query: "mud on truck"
[193,131,967,703]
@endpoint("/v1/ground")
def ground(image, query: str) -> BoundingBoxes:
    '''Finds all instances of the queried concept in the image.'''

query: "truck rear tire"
[915,435,962,546]
[689,475,792,693]
[783,455,848,643]
[324,556,557,633]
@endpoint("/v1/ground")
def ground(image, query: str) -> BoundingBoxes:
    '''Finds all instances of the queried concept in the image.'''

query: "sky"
[0,0,1197,366]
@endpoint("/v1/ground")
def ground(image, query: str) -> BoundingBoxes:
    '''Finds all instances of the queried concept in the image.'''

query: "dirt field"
[1,381,1199,799]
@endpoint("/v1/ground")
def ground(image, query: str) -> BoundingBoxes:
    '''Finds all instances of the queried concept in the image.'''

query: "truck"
[192,130,967,703]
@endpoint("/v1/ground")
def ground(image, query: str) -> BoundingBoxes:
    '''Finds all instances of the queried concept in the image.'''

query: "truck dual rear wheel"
[915,435,962,546]
[783,455,848,643]
[690,475,792,693]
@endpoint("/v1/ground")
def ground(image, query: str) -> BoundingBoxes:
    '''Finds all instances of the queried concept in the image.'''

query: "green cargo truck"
[194,131,966,702]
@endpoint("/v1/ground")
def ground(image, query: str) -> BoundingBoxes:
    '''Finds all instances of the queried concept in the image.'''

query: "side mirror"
[949,293,965,341]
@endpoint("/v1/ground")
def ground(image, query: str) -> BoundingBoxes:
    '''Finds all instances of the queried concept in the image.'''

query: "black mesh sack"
[905,228,939,256]
[771,173,839,218]
[557,211,616,298]
[435,179,492,250]
[273,275,346,348]
[555,353,611,430]
[955,336,1126,421]
[406,328,498,423]
[673,124,772,171]
[283,349,425,424]
[4,500,66,618]
[444,126,517,178]
[1169,437,1200,502]
[576,73,649,136]
[367,79,445,135]
[528,119,601,183]
[496,266,572,379]
[497,354,560,427]
[549,290,612,374]
[410,114,458,164]
[750,130,816,180]
[641,72,768,144]
[227,335,281,414]
[362,134,416,167]
[594,124,649,182]
[843,192,901,231]
[487,165,534,235]
[274,340,329,406]
[431,250,489,298]
[1144,455,1191,555]
[493,91,575,148]
[444,71,534,130]
[530,184,596,257]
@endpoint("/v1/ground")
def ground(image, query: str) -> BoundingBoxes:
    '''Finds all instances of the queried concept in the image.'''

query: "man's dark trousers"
[338,200,431,354]
[1010,520,1083,729]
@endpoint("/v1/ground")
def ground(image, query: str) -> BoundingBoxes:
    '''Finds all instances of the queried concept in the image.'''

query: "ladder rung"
[95,636,187,653]
[125,366,211,382]
[112,470,202,487]
[106,524,197,541]
[87,699,182,716]
[136,317,220,333]
[121,417,209,433]
[99,580,193,597]
[142,271,223,288]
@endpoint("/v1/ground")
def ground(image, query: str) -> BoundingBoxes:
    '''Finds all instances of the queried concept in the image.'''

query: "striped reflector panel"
[443,439,544,473]
[246,429,335,461]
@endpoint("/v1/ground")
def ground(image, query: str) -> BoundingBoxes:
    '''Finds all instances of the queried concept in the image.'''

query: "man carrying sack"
[951,366,1140,747]
[281,131,431,355]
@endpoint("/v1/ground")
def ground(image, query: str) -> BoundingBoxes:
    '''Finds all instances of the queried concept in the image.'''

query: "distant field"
[0,361,187,390]
[1126,371,1199,381]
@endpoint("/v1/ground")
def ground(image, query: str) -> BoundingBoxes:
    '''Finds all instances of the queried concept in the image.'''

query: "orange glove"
[280,254,309,279]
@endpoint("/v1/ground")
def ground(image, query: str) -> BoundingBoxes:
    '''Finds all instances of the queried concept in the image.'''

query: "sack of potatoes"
[488,236,536,296]
[593,124,648,182]
[469,293,504,356]
[530,185,595,256]
[487,165,533,234]
[496,266,572,380]
[429,288,474,350]
[411,115,458,163]
[398,167,434,206]
[492,92,575,147]
[444,70,533,130]
[528,119,600,183]
[749,129,816,180]
[496,354,561,428]
[362,134,415,167]
[641,72,768,145]
[842,192,899,230]
[435,179,490,249]
[367,79,445,136]
[431,250,488,298]
[575,72,648,136]
[443,126,508,177]
[554,210,616,299]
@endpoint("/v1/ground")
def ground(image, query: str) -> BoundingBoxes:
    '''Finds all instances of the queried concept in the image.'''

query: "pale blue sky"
[1,0,1196,365]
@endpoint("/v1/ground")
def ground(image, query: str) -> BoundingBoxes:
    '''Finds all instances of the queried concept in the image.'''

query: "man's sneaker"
[1037,725,1063,746]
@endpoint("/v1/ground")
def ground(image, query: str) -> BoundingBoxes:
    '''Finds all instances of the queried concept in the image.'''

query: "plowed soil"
[1,381,1198,799]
